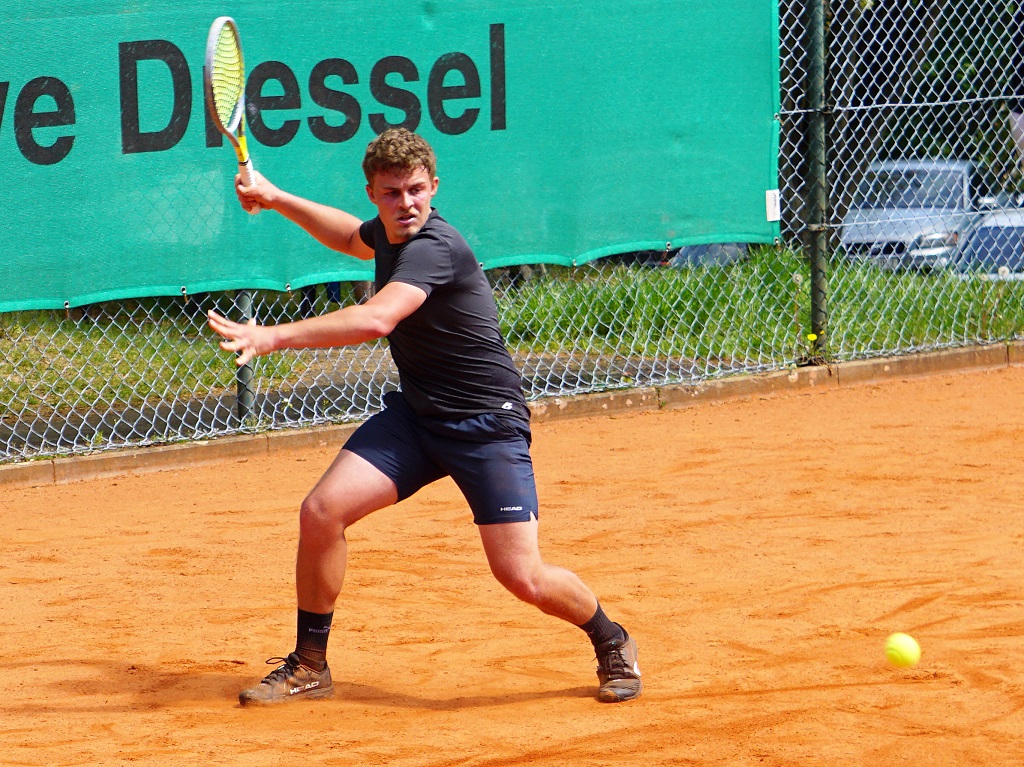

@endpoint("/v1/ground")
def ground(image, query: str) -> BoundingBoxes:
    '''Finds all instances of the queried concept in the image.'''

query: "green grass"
[498,251,804,361]
[0,299,310,418]
[826,264,1023,353]
[1,247,1022,420]
[497,246,1024,362]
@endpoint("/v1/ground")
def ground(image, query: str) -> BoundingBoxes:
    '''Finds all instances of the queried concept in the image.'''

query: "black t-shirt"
[358,210,529,421]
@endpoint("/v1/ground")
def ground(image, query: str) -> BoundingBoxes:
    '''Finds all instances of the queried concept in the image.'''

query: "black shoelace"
[598,645,629,676]
[260,655,298,683]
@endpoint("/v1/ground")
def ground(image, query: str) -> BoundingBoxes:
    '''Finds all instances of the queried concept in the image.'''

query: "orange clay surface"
[3,366,1024,767]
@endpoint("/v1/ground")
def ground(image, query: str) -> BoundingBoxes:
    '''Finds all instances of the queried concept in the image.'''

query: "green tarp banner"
[1,1,780,312]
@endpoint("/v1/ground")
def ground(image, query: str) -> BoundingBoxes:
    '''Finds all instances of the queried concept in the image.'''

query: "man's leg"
[238,449,397,706]
[478,521,642,703]
[296,448,398,613]
[477,519,596,623]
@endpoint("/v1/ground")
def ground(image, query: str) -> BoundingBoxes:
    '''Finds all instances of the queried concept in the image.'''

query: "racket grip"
[238,158,262,215]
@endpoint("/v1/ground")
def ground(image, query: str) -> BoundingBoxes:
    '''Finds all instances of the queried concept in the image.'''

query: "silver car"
[840,159,1003,271]
[954,208,1024,280]
[667,242,748,268]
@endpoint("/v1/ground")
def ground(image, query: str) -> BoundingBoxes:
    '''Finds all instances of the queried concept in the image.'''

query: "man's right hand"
[235,171,279,214]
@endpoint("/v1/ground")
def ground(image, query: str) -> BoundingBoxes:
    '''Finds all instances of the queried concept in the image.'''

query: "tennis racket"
[204,16,260,213]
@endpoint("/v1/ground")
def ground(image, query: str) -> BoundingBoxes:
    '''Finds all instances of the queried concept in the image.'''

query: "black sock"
[578,603,625,650]
[294,609,333,671]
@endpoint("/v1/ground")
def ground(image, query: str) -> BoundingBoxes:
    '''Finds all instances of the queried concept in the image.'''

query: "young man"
[207,128,641,705]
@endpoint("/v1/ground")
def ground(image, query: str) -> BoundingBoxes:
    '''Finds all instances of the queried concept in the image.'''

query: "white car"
[840,159,1005,271]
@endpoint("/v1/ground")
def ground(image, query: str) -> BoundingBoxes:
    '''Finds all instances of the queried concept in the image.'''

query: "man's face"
[366,167,439,244]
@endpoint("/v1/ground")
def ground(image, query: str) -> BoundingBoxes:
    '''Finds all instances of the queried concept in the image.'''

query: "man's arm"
[208,281,427,366]
[235,172,375,260]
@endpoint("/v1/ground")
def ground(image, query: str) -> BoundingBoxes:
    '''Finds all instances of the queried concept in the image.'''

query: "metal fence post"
[806,0,830,358]
[235,289,255,423]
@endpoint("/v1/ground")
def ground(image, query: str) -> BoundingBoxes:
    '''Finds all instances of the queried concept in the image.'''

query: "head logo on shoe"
[239,653,334,706]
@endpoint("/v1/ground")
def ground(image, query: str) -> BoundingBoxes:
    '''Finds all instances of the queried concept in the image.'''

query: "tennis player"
[207,128,641,706]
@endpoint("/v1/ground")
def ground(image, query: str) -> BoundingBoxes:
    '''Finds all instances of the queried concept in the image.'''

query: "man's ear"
[365,184,376,204]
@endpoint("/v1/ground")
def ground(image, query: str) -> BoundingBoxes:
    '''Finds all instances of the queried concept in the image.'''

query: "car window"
[958,226,1024,272]
[854,169,965,209]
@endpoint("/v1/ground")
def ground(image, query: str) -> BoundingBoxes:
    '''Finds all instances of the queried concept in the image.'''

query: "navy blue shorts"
[343,391,538,525]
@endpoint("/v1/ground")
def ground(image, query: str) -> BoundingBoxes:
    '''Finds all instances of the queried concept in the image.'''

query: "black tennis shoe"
[595,629,642,703]
[238,652,334,706]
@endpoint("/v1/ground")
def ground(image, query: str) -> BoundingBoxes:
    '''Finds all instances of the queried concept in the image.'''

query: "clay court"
[3,362,1024,766]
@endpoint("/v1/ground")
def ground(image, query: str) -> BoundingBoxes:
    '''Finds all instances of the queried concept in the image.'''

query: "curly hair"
[362,128,437,184]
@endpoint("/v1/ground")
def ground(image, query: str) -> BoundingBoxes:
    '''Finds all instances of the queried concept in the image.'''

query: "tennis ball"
[885,632,921,668]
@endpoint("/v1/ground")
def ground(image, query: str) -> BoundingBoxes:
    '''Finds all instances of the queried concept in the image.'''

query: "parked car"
[840,159,1007,271]
[953,208,1024,279]
[667,242,748,268]
[599,249,672,268]
[602,243,749,269]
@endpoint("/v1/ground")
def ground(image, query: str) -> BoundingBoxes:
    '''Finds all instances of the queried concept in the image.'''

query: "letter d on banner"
[119,39,192,154]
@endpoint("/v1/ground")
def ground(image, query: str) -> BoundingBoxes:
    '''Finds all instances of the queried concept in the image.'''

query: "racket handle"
[238,158,262,215]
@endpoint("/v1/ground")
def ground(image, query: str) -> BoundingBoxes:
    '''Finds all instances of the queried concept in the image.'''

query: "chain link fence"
[780,0,1024,360]
[3,0,1023,463]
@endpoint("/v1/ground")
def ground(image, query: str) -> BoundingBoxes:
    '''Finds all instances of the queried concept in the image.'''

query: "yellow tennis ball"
[885,632,921,668]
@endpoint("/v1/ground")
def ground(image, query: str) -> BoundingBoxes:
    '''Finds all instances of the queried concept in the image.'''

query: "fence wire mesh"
[780,0,1024,362]
[3,0,1024,463]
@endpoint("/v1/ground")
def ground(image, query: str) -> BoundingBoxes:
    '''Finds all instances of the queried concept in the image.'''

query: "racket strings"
[211,26,245,128]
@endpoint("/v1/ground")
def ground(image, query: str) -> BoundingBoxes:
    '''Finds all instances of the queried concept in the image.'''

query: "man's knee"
[491,563,545,605]
[299,490,346,538]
